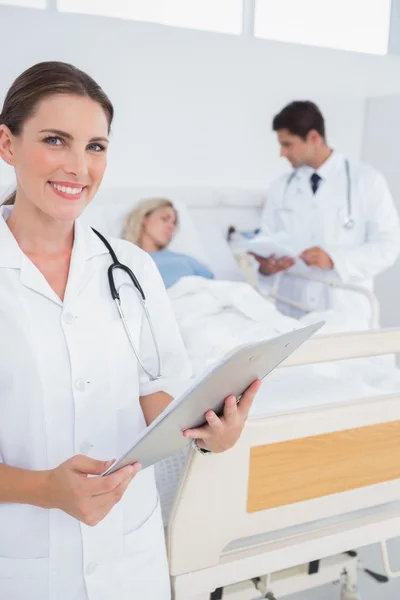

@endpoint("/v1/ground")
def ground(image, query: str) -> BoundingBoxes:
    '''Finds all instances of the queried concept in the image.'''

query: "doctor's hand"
[45,455,141,526]
[249,253,295,276]
[183,380,262,453]
[300,247,334,270]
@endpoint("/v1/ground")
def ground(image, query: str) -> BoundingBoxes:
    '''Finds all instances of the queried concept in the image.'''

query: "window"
[0,0,46,6]
[254,0,391,55]
[58,0,244,35]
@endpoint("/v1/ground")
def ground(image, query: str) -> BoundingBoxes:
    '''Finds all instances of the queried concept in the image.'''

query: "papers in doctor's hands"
[245,233,309,273]
[246,233,296,259]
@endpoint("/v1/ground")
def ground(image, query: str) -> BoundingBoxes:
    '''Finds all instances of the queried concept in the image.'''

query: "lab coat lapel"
[314,152,346,209]
[0,206,21,269]
[0,207,62,305]
[288,169,313,208]
[0,208,109,305]
[63,220,109,304]
[19,255,63,306]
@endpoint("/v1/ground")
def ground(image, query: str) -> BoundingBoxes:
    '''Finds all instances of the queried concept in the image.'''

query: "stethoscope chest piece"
[92,228,162,381]
[343,217,355,231]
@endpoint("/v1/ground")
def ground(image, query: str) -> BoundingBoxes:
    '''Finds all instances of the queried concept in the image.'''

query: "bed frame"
[166,328,400,600]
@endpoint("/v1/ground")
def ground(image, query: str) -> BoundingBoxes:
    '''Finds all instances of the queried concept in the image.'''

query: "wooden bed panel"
[248,420,400,513]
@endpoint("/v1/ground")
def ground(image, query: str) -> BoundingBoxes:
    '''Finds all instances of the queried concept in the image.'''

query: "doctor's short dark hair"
[272,101,326,140]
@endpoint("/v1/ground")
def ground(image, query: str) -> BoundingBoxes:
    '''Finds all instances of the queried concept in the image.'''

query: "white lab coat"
[259,152,400,323]
[0,206,192,600]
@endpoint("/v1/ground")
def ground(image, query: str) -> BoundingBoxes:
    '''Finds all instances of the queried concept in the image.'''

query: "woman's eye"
[87,143,105,152]
[44,136,62,146]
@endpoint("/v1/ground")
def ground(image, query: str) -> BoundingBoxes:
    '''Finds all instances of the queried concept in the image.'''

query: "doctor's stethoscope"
[92,228,162,381]
[284,158,355,230]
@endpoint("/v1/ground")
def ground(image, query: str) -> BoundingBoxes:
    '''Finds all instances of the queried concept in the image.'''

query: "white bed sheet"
[167,276,303,376]
[251,356,400,417]
[167,277,400,404]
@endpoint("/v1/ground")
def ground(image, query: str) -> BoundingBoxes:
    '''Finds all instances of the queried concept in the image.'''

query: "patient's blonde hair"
[123,197,179,247]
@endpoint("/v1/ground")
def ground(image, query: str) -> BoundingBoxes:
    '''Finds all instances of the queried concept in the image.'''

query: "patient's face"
[143,206,177,249]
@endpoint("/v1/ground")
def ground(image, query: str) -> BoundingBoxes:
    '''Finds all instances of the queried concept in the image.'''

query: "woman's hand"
[45,455,141,526]
[183,379,262,453]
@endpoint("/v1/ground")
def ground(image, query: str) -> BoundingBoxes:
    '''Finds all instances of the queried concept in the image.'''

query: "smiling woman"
[0,62,112,215]
[0,61,260,600]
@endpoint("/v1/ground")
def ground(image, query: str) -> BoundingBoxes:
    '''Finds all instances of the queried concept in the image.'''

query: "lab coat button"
[75,379,87,392]
[85,563,97,575]
[63,312,76,324]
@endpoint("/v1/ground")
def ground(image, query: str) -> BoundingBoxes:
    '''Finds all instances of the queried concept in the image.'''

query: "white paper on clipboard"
[102,321,325,475]
[245,233,311,273]
[246,235,297,259]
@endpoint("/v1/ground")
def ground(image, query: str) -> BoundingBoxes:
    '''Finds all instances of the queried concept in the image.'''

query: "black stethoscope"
[92,228,162,381]
[284,158,355,230]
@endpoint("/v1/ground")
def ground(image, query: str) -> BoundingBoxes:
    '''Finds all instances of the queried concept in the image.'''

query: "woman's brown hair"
[0,61,114,205]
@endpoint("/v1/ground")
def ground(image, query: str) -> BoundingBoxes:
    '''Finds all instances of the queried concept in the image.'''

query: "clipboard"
[103,321,324,474]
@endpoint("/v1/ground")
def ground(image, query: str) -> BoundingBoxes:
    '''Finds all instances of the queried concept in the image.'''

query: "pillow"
[167,201,211,267]
[191,210,245,281]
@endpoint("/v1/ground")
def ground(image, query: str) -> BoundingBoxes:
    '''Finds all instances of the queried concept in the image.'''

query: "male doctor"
[252,101,400,324]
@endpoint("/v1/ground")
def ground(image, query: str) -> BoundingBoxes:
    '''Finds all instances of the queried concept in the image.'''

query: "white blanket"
[167,276,301,375]
[167,276,368,376]
[166,277,400,414]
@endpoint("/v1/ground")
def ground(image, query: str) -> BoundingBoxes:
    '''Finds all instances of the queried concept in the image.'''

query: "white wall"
[2,5,400,191]
[362,95,400,328]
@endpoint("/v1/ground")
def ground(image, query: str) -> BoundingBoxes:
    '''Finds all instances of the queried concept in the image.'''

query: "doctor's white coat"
[0,206,191,600]
[259,152,400,323]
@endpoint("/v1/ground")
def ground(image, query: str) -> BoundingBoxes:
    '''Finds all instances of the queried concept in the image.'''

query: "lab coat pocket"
[0,556,48,600]
[275,207,297,236]
[122,496,170,598]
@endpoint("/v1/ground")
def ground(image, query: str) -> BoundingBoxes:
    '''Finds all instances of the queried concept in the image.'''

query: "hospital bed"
[159,327,400,600]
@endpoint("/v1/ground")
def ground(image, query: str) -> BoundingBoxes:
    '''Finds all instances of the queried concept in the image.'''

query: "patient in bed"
[123,197,215,288]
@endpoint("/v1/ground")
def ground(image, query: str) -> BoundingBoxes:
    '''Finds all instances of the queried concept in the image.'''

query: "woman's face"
[0,93,109,222]
[143,206,177,249]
